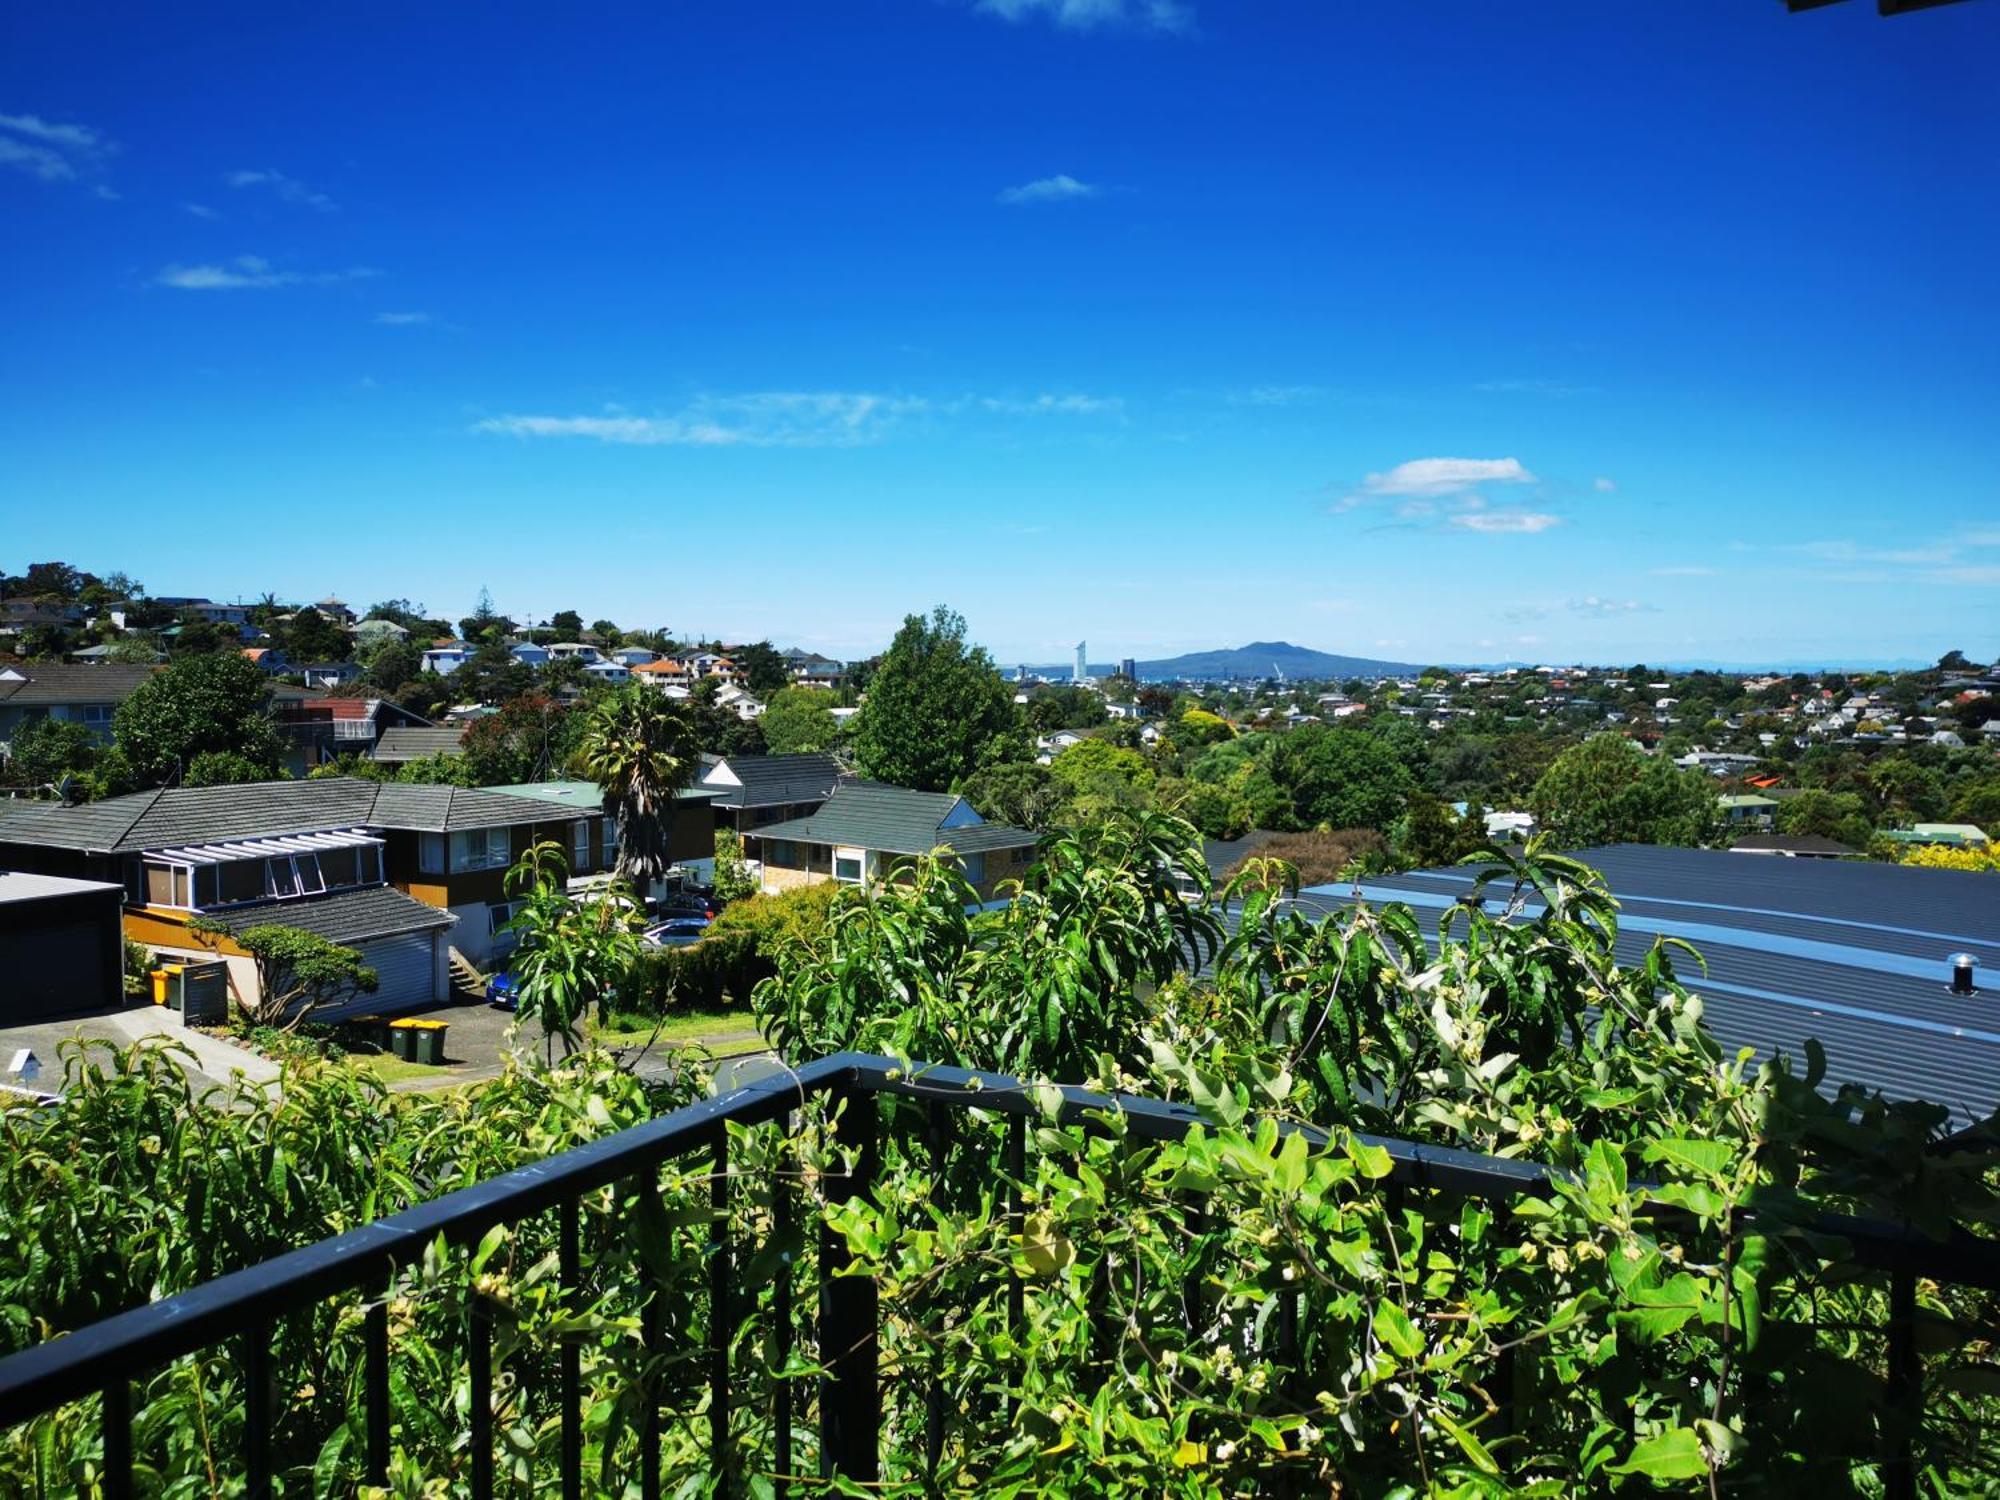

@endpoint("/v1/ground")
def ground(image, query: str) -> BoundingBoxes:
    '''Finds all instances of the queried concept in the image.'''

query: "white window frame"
[450,827,511,872]
[572,820,590,871]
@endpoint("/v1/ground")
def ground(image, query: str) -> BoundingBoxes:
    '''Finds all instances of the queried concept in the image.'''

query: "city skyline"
[3,2,1997,664]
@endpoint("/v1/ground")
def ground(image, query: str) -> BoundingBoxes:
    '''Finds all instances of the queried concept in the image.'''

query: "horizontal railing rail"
[0,1048,1991,1500]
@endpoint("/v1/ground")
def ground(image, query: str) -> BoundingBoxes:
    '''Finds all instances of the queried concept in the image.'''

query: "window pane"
[265,858,299,899]
[145,863,176,905]
[195,867,219,907]
[318,847,359,889]
[173,867,191,907]
[220,860,264,904]
[835,856,861,882]
[420,833,445,874]
[296,854,325,894]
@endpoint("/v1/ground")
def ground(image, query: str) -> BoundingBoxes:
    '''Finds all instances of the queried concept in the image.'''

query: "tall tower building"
[1074,641,1087,683]
[1119,656,1137,681]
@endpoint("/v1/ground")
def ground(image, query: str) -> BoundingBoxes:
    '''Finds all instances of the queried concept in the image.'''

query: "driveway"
[0,1001,277,1097]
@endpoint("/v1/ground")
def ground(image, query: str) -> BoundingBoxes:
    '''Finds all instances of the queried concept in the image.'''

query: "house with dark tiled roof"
[0,662,159,754]
[0,778,628,1005]
[699,754,843,836]
[739,779,1036,901]
[271,694,433,775]
[368,723,471,767]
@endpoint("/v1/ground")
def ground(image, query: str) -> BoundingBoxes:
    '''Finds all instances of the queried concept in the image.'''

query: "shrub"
[1224,827,1387,887]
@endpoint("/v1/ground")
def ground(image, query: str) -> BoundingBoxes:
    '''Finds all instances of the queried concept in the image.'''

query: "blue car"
[644,917,710,948]
[486,972,519,1010]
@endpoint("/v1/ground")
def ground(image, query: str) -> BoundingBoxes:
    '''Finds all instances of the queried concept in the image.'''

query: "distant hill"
[1021,641,1424,682]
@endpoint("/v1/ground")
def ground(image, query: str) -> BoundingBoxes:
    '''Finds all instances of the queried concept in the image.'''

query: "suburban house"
[0,663,158,754]
[369,723,472,767]
[353,617,410,651]
[1717,793,1779,830]
[271,694,435,776]
[781,649,846,689]
[632,659,693,695]
[420,641,475,675]
[490,779,721,888]
[699,753,842,836]
[715,683,763,719]
[0,778,629,1006]
[739,779,1038,901]
[509,642,551,668]
[608,646,657,667]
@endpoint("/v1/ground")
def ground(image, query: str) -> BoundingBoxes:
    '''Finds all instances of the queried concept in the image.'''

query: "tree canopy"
[759,686,840,755]
[575,685,703,884]
[112,653,282,787]
[1529,733,1718,848]
[852,606,1018,792]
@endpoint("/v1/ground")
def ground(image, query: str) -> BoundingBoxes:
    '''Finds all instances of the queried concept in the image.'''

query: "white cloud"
[977,392,1121,415]
[1355,457,1535,501]
[1226,384,1329,406]
[226,168,336,212]
[0,111,112,186]
[1472,378,1591,397]
[1593,476,1617,493]
[183,202,218,219]
[374,310,433,326]
[1568,596,1653,616]
[1797,539,1957,567]
[476,392,929,449]
[974,0,1192,32]
[1650,565,1717,578]
[154,254,378,290]
[998,174,1098,205]
[1450,510,1561,535]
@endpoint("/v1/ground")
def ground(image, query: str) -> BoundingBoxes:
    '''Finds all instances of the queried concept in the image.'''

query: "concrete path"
[105,1007,282,1087]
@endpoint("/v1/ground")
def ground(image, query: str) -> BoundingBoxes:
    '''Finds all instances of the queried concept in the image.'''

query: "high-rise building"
[1119,656,1137,681]
[1074,641,1087,683]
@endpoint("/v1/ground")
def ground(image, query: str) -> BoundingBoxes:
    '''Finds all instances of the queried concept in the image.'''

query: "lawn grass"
[353,1052,458,1085]
[587,1007,763,1052]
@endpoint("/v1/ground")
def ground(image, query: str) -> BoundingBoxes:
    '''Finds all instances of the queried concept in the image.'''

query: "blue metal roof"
[1294,844,2000,1128]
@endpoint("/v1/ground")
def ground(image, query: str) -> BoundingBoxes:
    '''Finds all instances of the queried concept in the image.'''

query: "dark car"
[644,917,710,948]
[486,972,519,1010]
[652,890,724,921]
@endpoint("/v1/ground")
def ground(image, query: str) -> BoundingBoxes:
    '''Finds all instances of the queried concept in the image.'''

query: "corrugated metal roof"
[1294,845,2000,1125]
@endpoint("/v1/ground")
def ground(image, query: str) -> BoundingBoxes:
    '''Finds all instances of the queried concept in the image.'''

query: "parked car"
[652,889,724,920]
[644,917,710,948]
[486,972,518,1010]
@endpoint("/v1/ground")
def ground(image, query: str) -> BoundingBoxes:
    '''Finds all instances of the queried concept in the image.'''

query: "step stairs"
[447,947,487,1002]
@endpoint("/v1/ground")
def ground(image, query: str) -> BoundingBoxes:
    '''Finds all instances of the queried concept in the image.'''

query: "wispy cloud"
[1472,378,1593,397]
[973,0,1193,33]
[374,310,433,326]
[1352,457,1536,502]
[182,202,219,219]
[1568,595,1655,616]
[1450,510,1561,535]
[977,392,1122,415]
[1651,565,1717,578]
[477,387,1129,449]
[226,168,336,212]
[476,392,929,449]
[154,254,379,290]
[1226,384,1329,407]
[1787,532,2000,588]
[998,173,1098,205]
[0,111,113,187]
[1593,476,1617,493]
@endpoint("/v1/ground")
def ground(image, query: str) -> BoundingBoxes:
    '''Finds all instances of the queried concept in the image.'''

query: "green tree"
[207,924,378,1031]
[1529,734,1718,848]
[365,640,420,693]
[734,641,789,695]
[184,750,273,788]
[710,829,760,903]
[281,608,350,664]
[1270,724,1414,831]
[503,840,643,1056]
[1776,788,1874,849]
[961,761,1067,830]
[1048,738,1155,823]
[1156,775,1250,840]
[760,686,840,754]
[575,684,702,886]
[2,717,100,791]
[113,652,281,787]
[852,606,1019,792]
[548,609,584,639]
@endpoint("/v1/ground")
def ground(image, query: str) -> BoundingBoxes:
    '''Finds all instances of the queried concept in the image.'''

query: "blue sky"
[2,0,1996,668]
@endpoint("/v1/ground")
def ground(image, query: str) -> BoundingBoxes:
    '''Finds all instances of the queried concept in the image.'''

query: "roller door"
[354,932,438,1010]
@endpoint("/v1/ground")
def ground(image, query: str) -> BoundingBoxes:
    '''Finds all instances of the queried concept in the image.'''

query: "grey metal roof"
[0,870,123,906]
[368,725,469,763]
[0,778,582,854]
[1293,844,2000,1127]
[743,780,1035,857]
[701,753,841,810]
[0,663,157,706]
[204,884,454,945]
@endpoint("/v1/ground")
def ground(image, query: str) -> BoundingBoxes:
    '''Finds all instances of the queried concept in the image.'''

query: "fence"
[0,1050,1993,1497]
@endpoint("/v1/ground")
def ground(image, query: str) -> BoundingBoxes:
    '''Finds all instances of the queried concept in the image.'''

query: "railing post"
[818,1083,880,1483]
[560,1198,583,1500]
[1884,1269,1918,1500]
[365,1290,391,1485]
[773,1140,795,1500]
[925,1099,950,1480]
[244,1323,273,1500]
[710,1126,733,1495]
[101,1378,131,1500]
[636,1173,663,1500]
[469,1292,493,1500]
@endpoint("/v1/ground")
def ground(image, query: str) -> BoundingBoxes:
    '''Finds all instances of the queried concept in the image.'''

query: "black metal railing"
[0,1050,1994,1498]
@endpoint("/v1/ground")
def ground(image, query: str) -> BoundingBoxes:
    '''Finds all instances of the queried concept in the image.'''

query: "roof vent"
[1949,953,1978,997]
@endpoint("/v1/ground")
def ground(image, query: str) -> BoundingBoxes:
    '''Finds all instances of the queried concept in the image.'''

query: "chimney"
[1949,953,1978,996]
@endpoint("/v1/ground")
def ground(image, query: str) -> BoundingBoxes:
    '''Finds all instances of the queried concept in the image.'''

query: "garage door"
[356,932,438,1011]
[0,920,115,1023]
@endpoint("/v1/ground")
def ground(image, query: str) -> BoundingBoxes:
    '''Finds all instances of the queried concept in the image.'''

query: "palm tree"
[575,684,703,887]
